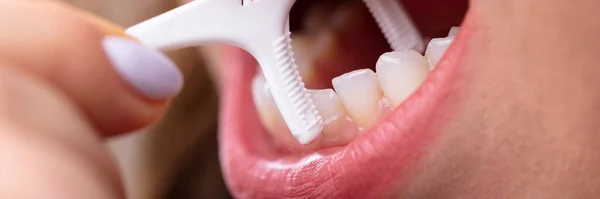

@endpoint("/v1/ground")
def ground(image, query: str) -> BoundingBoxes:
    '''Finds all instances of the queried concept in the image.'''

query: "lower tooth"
[448,26,460,37]
[376,50,431,108]
[425,37,454,68]
[332,69,384,129]
[309,89,346,138]
[251,71,285,135]
[252,26,461,148]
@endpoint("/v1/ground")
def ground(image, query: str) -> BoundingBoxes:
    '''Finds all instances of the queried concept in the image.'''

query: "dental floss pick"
[363,0,425,53]
[125,0,323,145]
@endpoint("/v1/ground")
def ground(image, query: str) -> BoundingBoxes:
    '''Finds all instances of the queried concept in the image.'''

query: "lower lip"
[218,11,475,198]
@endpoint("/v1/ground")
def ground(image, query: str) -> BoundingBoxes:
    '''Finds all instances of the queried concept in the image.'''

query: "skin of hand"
[0,1,182,198]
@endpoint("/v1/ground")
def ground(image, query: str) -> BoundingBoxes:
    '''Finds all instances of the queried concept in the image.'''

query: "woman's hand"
[0,1,182,198]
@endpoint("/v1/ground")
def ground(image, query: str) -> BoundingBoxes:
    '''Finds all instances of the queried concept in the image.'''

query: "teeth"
[425,37,454,68]
[425,27,459,68]
[332,69,383,129]
[253,26,461,148]
[376,50,430,108]
[448,26,460,37]
[251,70,286,134]
[309,89,346,137]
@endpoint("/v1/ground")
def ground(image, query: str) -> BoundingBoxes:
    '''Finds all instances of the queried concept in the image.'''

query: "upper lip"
[218,9,475,199]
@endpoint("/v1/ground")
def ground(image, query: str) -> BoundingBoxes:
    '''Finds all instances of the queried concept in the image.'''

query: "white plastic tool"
[363,0,425,53]
[126,0,323,145]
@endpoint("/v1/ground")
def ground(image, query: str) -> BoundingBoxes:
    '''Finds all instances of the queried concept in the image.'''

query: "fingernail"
[102,36,183,99]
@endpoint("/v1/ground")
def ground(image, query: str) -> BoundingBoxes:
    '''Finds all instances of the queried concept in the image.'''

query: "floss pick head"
[126,0,324,145]
[363,0,425,53]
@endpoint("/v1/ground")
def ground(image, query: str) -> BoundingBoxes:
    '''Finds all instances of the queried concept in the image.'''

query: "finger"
[0,1,183,136]
[0,66,123,198]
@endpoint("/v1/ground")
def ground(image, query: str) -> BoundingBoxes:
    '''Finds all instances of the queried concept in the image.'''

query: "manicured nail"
[102,36,183,99]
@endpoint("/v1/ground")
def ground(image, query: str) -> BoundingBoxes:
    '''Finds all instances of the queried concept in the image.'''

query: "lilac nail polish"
[102,36,183,99]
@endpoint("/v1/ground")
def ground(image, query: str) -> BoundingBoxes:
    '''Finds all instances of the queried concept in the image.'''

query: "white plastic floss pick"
[363,0,425,53]
[125,0,324,145]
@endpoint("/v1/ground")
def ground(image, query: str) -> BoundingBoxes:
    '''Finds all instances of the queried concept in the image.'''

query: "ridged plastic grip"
[272,32,323,144]
[125,0,322,145]
[363,0,424,53]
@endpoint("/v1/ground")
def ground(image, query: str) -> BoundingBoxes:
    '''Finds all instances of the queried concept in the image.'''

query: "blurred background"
[61,0,232,198]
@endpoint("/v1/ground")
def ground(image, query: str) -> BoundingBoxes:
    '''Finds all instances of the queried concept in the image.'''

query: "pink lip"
[218,11,476,199]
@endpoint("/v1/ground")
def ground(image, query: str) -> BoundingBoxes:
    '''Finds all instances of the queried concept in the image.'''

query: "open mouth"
[219,0,470,197]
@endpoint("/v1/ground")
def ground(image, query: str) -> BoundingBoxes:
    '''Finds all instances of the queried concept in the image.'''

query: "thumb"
[0,1,183,136]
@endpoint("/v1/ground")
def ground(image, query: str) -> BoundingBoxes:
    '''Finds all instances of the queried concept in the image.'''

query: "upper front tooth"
[376,50,430,108]
[425,37,454,69]
[332,69,383,129]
